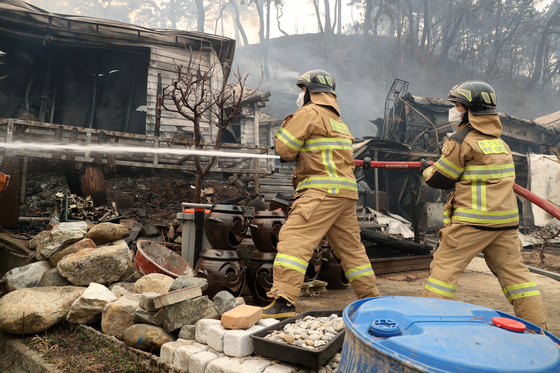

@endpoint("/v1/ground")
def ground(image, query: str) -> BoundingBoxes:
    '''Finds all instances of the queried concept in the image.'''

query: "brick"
[263,364,298,373]
[159,340,193,364]
[153,285,202,309]
[189,351,219,373]
[172,344,205,370]
[223,325,264,357]
[207,324,228,352]
[178,324,196,340]
[139,292,160,312]
[257,318,280,328]
[221,305,263,330]
[195,319,222,344]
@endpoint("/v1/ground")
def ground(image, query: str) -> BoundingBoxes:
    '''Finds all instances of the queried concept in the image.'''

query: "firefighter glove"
[420,159,431,171]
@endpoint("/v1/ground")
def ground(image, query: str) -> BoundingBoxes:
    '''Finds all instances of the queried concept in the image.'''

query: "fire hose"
[354,158,560,222]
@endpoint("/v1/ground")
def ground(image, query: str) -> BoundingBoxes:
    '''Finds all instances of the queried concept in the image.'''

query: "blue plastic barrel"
[339,296,560,373]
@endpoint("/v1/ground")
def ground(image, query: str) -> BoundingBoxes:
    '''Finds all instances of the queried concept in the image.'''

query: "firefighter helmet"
[296,70,336,94]
[447,81,497,116]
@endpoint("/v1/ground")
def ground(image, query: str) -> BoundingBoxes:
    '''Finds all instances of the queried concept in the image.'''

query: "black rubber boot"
[262,297,296,319]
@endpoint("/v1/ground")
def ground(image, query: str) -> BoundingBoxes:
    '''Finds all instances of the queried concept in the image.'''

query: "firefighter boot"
[262,297,296,319]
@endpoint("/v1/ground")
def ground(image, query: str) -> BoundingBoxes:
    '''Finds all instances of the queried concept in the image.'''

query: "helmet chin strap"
[303,89,311,105]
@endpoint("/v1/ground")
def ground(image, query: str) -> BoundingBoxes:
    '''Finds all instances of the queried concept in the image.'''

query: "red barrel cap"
[492,317,526,332]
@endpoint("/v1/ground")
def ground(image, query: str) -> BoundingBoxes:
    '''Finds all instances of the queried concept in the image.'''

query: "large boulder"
[38,267,72,287]
[66,283,117,324]
[0,286,85,334]
[86,222,129,244]
[123,324,176,351]
[57,244,132,286]
[101,293,142,340]
[35,222,88,260]
[134,273,174,294]
[155,296,210,332]
[49,238,96,266]
[0,261,52,292]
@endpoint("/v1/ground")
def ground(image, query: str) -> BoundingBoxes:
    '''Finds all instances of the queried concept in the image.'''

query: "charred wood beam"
[360,228,432,255]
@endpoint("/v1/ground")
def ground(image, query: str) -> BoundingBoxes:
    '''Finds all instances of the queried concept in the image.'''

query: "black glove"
[420,159,431,171]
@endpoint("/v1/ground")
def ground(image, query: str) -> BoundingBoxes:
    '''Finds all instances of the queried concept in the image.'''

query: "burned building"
[0,0,236,139]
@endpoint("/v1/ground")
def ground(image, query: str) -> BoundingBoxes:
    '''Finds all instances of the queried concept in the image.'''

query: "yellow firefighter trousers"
[267,190,381,304]
[422,224,548,329]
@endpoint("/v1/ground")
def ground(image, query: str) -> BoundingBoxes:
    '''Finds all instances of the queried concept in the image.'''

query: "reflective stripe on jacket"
[275,98,358,199]
[422,117,518,228]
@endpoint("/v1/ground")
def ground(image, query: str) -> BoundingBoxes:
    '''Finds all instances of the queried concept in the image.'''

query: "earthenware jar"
[269,196,291,215]
[246,250,276,305]
[304,244,324,282]
[194,248,246,298]
[205,204,248,250]
[249,210,287,253]
[317,243,349,289]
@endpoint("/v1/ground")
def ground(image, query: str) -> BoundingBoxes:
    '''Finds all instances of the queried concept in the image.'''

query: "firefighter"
[420,81,548,329]
[262,70,381,319]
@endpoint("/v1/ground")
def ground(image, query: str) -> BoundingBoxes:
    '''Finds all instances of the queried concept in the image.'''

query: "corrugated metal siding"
[145,46,213,139]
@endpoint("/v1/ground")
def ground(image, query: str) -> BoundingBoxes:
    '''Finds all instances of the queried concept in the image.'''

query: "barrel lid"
[342,297,560,373]
[492,317,526,332]
[369,319,401,337]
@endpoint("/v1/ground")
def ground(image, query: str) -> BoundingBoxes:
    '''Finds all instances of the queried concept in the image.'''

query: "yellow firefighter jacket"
[422,112,518,229]
[275,92,358,200]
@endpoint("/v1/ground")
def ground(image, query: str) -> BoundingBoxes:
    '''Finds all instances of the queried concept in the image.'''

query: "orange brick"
[221,305,262,330]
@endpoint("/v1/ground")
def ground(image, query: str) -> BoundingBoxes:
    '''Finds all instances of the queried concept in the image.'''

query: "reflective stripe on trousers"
[425,277,457,298]
[503,282,541,302]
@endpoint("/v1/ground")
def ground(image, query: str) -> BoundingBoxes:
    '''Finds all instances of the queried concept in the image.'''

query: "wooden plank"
[370,255,432,275]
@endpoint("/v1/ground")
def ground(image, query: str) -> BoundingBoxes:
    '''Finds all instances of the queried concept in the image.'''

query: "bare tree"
[162,50,263,203]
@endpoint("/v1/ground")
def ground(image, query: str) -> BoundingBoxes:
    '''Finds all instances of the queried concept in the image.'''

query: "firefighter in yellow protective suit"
[262,70,381,319]
[420,81,548,329]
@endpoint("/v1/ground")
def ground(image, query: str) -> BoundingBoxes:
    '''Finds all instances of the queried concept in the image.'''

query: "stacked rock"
[263,314,345,350]
[194,205,249,298]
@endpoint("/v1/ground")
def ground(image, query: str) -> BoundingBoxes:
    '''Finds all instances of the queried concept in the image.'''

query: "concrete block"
[195,318,221,344]
[139,292,160,312]
[263,364,298,373]
[160,340,193,364]
[154,285,202,309]
[223,325,264,357]
[207,324,228,352]
[257,318,280,328]
[207,347,226,358]
[205,357,240,373]
[189,351,219,373]
[221,304,262,330]
[172,344,205,371]
[178,324,196,340]
[228,357,272,373]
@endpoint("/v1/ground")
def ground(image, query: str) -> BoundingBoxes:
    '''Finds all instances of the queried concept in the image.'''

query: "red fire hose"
[355,158,560,221]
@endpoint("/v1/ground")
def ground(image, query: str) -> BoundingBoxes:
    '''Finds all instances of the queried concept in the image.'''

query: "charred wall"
[0,34,149,134]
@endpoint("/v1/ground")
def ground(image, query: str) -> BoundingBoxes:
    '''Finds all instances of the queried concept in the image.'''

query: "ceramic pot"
[317,244,349,289]
[194,248,246,299]
[249,210,286,253]
[246,250,276,305]
[205,204,248,250]
[304,244,323,282]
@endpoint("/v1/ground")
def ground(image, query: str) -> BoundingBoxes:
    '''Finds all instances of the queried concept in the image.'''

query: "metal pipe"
[355,159,560,221]
[374,151,379,211]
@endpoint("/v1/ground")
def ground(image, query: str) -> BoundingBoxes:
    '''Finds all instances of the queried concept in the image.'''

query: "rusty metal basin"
[135,240,194,278]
